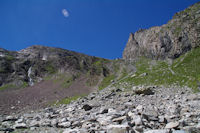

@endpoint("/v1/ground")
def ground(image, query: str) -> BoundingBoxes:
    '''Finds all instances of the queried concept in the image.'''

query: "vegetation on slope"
[115,47,200,92]
[56,95,83,105]
[0,82,28,91]
[99,75,115,90]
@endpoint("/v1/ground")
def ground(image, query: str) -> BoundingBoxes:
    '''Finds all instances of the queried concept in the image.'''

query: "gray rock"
[59,118,67,123]
[106,124,129,133]
[63,128,79,133]
[134,87,154,95]
[82,104,92,111]
[112,116,126,123]
[172,130,187,133]
[159,116,167,123]
[13,123,27,129]
[97,115,113,126]
[51,119,58,127]
[136,105,143,112]
[40,119,51,127]
[144,129,169,133]
[82,121,94,129]
[4,116,17,121]
[134,116,143,126]
[1,121,11,127]
[30,120,40,127]
[57,121,71,128]
[101,108,108,114]
[165,121,179,129]
[0,128,14,132]
[15,118,23,123]
[187,94,200,101]
[134,126,144,132]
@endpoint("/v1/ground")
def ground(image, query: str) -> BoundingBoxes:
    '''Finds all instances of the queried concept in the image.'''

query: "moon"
[62,9,69,17]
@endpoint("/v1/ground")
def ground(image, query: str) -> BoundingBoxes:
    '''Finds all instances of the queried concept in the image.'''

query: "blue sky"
[0,0,199,59]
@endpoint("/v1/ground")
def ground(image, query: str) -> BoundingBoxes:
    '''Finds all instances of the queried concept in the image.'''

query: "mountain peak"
[123,2,200,60]
[127,33,134,43]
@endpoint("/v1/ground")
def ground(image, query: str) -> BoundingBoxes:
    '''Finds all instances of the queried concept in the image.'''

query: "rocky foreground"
[0,86,200,133]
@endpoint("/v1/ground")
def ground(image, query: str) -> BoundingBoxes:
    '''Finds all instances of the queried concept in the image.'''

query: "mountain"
[0,45,109,87]
[0,45,132,114]
[0,2,200,133]
[120,2,200,92]
[123,2,200,60]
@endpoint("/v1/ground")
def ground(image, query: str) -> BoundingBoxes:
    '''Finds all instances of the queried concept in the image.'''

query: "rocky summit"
[123,2,200,60]
[0,1,200,133]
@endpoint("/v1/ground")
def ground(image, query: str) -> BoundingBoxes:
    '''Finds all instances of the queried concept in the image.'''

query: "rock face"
[123,2,200,60]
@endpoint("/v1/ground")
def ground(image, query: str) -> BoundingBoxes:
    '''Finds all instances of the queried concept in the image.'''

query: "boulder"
[4,116,17,121]
[144,129,169,133]
[134,87,154,95]
[82,104,92,111]
[57,121,71,128]
[100,108,108,114]
[165,121,179,129]
[106,124,129,133]
[63,128,79,133]
[112,116,126,123]
[13,123,27,129]
[172,130,187,133]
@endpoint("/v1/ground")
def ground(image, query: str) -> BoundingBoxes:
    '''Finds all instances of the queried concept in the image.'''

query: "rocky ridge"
[0,85,199,133]
[0,45,112,87]
[123,2,200,60]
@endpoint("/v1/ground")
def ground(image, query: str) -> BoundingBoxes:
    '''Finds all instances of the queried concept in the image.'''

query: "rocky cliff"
[123,2,200,60]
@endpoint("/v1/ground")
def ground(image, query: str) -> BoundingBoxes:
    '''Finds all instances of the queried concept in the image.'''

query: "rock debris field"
[0,86,200,133]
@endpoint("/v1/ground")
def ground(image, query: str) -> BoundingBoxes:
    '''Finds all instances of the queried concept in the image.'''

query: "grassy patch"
[119,68,128,80]
[99,75,115,90]
[92,60,103,75]
[117,47,200,92]
[44,74,54,80]
[6,55,15,61]
[45,62,56,74]
[0,84,16,91]
[61,76,74,88]
[53,73,79,89]
[56,95,84,105]
[21,82,28,88]
[0,81,28,91]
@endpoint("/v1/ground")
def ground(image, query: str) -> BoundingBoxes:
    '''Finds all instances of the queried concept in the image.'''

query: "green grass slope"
[115,47,200,92]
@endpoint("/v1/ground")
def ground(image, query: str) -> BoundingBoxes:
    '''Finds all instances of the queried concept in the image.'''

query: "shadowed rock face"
[123,2,200,60]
